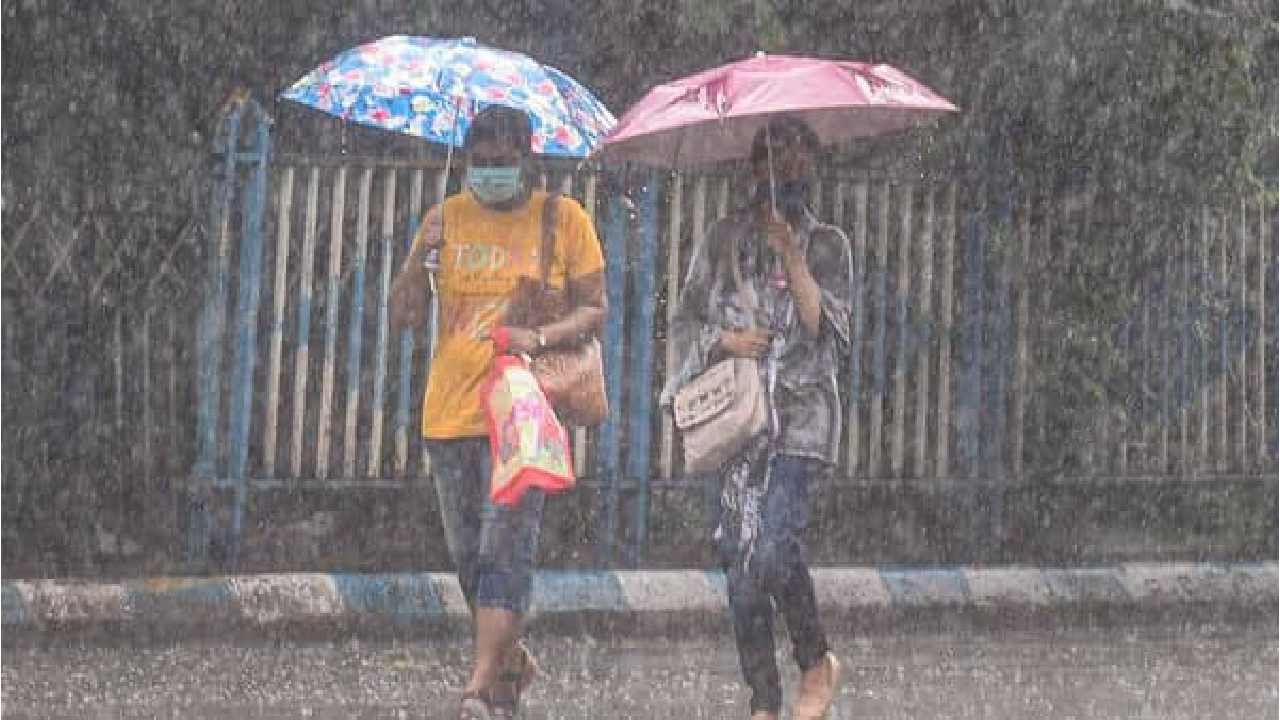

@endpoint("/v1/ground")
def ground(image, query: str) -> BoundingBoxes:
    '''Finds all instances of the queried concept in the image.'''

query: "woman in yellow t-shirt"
[389,105,605,720]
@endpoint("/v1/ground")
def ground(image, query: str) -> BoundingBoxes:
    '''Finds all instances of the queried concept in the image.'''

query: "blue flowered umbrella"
[279,35,615,158]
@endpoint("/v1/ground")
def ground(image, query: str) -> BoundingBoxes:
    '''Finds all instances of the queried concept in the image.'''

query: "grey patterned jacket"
[661,205,854,466]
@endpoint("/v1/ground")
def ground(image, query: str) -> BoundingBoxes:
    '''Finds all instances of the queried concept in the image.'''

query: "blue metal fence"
[186,102,1279,570]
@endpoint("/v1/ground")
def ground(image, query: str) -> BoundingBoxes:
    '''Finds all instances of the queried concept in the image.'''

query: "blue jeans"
[716,454,830,714]
[427,438,545,614]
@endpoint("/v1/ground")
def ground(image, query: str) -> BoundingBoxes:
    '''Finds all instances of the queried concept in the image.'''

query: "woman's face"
[468,136,524,169]
[753,129,815,183]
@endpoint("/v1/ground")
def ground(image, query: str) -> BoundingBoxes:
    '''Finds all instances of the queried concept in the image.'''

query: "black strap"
[539,192,560,287]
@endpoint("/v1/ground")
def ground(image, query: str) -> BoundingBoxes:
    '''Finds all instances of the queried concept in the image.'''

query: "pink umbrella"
[598,52,958,168]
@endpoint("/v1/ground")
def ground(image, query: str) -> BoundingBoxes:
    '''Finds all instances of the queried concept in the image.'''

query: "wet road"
[4,621,1275,719]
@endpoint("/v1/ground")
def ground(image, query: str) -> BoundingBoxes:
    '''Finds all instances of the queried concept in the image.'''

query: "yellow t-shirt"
[416,190,605,439]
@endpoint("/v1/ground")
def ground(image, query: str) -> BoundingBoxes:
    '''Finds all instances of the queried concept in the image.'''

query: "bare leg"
[463,607,521,696]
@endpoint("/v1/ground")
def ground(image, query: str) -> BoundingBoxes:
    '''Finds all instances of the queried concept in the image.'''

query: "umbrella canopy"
[280,36,616,158]
[598,53,957,167]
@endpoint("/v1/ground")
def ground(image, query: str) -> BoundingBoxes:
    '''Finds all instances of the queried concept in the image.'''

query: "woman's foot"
[791,652,841,719]
[458,694,493,720]
[482,640,538,718]
[750,712,779,720]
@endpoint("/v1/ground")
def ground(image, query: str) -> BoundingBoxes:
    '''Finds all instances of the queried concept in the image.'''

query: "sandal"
[483,640,538,719]
[458,694,493,720]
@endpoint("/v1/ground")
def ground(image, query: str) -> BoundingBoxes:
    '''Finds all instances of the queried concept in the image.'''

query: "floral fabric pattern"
[281,36,615,158]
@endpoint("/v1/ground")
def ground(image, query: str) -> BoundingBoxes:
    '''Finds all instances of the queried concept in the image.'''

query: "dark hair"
[749,116,820,165]
[465,104,532,154]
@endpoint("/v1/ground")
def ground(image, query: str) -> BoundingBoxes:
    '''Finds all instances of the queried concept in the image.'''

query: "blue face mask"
[467,165,523,205]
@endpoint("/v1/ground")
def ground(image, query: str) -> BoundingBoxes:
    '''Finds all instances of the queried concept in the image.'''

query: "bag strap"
[539,192,561,287]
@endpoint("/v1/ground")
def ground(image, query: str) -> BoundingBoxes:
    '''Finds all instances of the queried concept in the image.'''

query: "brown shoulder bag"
[505,194,609,426]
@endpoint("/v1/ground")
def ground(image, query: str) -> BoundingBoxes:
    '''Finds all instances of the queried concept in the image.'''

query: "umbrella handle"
[765,122,777,219]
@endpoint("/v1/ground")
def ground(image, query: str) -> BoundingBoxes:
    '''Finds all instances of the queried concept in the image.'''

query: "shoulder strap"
[539,192,560,286]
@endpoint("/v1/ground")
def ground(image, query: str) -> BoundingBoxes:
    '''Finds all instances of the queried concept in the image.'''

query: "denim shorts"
[426,437,545,614]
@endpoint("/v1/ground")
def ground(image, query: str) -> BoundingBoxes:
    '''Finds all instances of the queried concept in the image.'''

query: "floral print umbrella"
[280,36,615,158]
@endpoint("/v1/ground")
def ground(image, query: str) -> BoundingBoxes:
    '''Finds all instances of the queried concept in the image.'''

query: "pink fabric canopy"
[598,53,957,167]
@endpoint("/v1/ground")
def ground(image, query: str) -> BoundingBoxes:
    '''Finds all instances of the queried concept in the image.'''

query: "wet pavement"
[3,620,1275,719]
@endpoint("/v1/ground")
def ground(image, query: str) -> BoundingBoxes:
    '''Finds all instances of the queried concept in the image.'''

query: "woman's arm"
[504,265,606,354]
[388,205,442,332]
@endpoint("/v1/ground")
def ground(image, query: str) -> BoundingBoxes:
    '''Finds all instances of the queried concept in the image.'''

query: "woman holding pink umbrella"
[607,52,956,719]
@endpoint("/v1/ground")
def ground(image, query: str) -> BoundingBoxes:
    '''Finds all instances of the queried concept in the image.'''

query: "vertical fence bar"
[1011,193,1030,478]
[1179,219,1192,473]
[891,184,912,478]
[263,166,294,477]
[368,168,398,477]
[868,182,889,477]
[658,173,682,479]
[397,168,425,477]
[226,116,270,557]
[1197,206,1210,473]
[1081,185,1103,474]
[1258,201,1270,469]
[1236,200,1248,472]
[599,189,629,564]
[626,175,662,564]
[1118,199,1133,473]
[195,107,242,488]
[291,167,321,477]
[142,309,153,485]
[315,165,347,479]
[1159,243,1172,474]
[991,190,1013,479]
[831,181,846,233]
[1116,195,1131,476]
[113,308,125,544]
[717,177,730,219]
[961,187,985,478]
[1137,253,1151,474]
[690,175,710,262]
[1216,208,1229,472]
[913,186,935,478]
[935,184,957,477]
[1033,191,1051,451]
[342,167,374,478]
[114,308,124,450]
[847,182,867,476]
[575,173,597,472]
[168,306,180,477]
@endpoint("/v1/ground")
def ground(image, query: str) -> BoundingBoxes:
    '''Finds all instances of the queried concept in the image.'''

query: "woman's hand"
[419,206,445,250]
[764,209,824,336]
[388,274,427,332]
[763,211,802,260]
[719,328,771,358]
